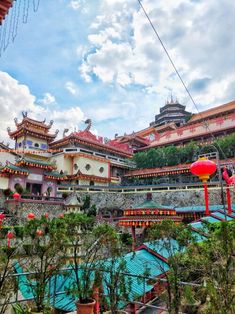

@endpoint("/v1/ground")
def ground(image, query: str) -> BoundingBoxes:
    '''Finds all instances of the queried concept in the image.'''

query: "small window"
[85,164,91,171]
[34,143,39,148]
[74,164,78,170]
[99,166,104,173]
[18,143,22,148]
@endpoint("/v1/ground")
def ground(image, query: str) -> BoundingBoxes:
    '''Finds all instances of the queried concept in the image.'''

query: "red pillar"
[131,226,136,251]
[93,287,100,314]
[226,185,232,215]
[203,183,210,216]
[130,303,137,314]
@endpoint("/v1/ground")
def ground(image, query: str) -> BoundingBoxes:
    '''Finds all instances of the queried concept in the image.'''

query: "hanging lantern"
[45,213,49,219]
[59,213,64,219]
[13,192,21,200]
[7,232,14,247]
[0,213,6,220]
[28,213,35,220]
[190,157,216,182]
[36,229,43,237]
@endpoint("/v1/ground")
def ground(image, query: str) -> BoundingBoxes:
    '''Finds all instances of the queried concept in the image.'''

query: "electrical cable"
[137,0,228,160]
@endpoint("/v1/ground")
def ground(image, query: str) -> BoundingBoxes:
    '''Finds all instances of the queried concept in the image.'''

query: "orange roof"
[50,131,133,158]
[188,100,235,124]
[125,157,235,178]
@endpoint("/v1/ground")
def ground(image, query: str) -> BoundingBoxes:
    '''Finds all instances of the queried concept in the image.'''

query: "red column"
[93,287,100,314]
[203,183,210,216]
[130,303,137,314]
[226,185,232,215]
[131,226,136,251]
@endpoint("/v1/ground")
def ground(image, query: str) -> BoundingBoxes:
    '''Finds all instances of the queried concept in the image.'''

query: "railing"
[57,181,224,194]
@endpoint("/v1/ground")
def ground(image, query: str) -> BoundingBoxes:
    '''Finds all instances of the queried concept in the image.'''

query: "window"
[34,143,39,148]
[74,164,78,170]
[85,164,91,171]
[99,166,104,173]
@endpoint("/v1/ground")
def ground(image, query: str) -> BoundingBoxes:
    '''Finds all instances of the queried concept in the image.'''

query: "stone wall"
[76,187,232,210]
[5,199,64,225]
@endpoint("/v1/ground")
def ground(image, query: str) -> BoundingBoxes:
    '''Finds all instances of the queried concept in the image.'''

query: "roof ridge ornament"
[84,118,92,132]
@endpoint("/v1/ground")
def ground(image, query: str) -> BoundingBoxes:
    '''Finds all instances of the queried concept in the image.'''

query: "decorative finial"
[14,118,18,125]
[7,127,11,133]
[55,129,59,135]
[84,119,92,132]
[22,111,28,118]
[63,128,69,138]
[50,120,54,126]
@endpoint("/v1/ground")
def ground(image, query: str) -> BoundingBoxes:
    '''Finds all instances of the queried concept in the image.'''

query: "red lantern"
[190,157,216,216]
[0,213,6,220]
[45,213,49,219]
[28,213,35,220]
[190,157,216,182]
[7,231,14,247]
[36,229,43,237]
[13,192,21,200]
[59,213,64,219]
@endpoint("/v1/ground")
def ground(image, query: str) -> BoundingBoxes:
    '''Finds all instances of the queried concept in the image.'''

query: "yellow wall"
[0,152,16,166]
[74,156,109,178]
[53,154,71,174]
[0,177,9,189]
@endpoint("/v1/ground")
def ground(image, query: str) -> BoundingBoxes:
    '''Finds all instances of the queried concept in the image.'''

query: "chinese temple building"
[0,112,60,196]
[119,193,182,249]
[117,100,235,151]
[50,120,134,188]
[150,97,191,127]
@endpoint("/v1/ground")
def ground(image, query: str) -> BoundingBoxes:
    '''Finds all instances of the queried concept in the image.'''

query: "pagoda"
[119,193,182,250]
[0,112,60,196]
[151,97,191,127]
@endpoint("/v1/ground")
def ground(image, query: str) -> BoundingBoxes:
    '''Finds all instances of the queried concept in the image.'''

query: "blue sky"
[1,0,235,142]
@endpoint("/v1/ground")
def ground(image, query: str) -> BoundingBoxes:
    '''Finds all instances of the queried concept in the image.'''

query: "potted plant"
[20,216,68,313]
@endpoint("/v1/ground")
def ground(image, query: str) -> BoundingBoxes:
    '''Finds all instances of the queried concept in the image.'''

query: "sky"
[0,0,235,143]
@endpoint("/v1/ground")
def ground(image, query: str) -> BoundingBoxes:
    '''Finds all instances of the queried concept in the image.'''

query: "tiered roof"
[119,194,182,227]
[50,130,133,158]
[188,100,235,124]
[8,113,58,142]
[16,157,56,171]
[125,157,235,179]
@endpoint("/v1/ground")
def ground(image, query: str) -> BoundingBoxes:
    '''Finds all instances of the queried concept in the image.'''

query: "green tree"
[147,221,195,314]
[21,216,68,313]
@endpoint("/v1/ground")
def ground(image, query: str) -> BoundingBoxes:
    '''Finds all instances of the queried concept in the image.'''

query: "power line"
[137,0,228,160]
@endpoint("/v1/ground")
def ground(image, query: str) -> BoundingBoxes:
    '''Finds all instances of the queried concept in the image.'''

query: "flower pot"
[76,299,96,314]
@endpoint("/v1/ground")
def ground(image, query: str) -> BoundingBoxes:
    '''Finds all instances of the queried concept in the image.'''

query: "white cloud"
[39,92,56,105]
[79,0,235,113]
[0,72,85,142]
[69,0,82,10]
[65,81,80,96]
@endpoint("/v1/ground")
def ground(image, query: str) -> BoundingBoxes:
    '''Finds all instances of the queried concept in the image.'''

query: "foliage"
[133,142,199,169]
[93,224,131,313]
[186,221,235,314]
[132,133,235,169]
[0,245,17,314]
[64,213,101,303]
[14,184,23,195]
[20,216,68,312]
[147,221,195,314]
[3,188,12,197]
